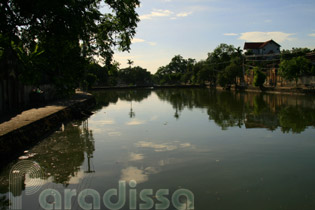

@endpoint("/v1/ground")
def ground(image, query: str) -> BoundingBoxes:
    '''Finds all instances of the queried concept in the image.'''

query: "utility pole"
[242,56,245,86]
[84,155,95,174]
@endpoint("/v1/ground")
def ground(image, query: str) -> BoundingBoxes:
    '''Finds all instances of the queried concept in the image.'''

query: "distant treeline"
[86,44,315,89]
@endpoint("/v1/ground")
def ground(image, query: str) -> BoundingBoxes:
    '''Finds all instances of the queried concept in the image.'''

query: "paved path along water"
[0,91,95,167]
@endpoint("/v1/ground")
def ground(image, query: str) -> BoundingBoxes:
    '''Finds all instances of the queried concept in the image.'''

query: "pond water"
[1,88,315,210]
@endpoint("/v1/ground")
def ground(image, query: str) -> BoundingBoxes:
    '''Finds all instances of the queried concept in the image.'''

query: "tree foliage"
[154,44,244,87]
[119,66,152,86]
[0,0,140,94]
[217,57,243,89]
[253,67,266,88]
[279,56,312,86]
[154,55,196,85]
[281,48,311,60]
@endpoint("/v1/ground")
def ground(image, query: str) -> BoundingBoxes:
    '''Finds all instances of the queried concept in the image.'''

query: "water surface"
[1,88,315,210]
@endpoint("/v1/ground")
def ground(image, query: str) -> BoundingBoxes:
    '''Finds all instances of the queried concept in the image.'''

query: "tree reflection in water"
[30,119,95,185]
[154,88,315,133]
[92,88,315,133]
[0,119,95,205]
[0,88,314,209]
[92,89,152,119]
[0,196,9,210]
[91,88,315,133]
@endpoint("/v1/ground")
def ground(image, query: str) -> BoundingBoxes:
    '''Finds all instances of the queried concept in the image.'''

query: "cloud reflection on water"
[135,141,193,152]
[126,119,146,125]
[120,166,159,184]
[129,152,144,161]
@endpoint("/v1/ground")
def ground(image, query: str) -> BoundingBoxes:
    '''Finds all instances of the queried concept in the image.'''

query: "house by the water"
[244,39,281,56]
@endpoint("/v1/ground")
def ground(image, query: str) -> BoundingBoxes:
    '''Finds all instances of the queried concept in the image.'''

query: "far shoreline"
[90,84,315,95]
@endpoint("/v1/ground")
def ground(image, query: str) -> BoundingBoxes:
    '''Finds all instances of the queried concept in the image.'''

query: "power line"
[245,58,280,62]
[245,53,280,58]
[244,64,278,70]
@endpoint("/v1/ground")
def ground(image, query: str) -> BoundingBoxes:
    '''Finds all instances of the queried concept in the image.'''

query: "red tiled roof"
[244,40,280,50]
[244,42,264,49]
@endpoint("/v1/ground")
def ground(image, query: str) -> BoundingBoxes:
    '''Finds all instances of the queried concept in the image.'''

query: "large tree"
[279,56,312,87]
[217,57,243,89]
[119,66,152,85]
[0,0,140,94]
[206,43,237,71]
[154,55,195,85]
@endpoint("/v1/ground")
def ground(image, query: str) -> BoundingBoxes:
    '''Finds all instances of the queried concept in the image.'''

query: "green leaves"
[119,66,152,86]
[1,0,140,94]
[9,39,45,85]
[279,56,312,86]
[217,57,243,89]
[253,67,266,88]
[154,55,196,85]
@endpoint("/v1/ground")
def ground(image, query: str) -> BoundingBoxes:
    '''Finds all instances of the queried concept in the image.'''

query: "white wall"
[262,42,280,54]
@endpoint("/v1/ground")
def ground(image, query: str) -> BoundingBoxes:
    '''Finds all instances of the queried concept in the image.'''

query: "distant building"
[244,39,281,55]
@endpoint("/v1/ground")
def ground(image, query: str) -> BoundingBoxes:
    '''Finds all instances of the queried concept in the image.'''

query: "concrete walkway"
[0,91,95,168]
[0,92,93,137]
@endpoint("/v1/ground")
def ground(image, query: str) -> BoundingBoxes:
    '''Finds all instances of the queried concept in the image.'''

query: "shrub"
[253,67,266,88]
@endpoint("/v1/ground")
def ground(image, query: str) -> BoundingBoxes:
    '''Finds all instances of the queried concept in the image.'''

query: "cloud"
[132,38,157,46]
[180,143,192,148]
[223,33,238,36]
[140,9,173,20]
[308,33,315,37]
[264,19,272,23]
[144,167,159,174]
[239,31,295,43]
[120,166,159,184]
[176,12,192,17]
[135,141,194,152]
[132,38,145,43]
[135,141,178,152]
[25,176,53,187]
[68,171,85,184]
[129,152,144,161]
[126,119,146,125]
[140,9,192,20]
[120,167,148,184]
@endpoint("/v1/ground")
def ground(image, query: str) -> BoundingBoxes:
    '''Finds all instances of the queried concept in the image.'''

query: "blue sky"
[112,0,315,73]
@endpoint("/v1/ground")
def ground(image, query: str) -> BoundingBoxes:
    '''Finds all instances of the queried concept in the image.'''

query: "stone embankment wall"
[0,93,96,168]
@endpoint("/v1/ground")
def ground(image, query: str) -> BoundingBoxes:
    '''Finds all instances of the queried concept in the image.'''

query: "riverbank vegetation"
[151,45,315,89]
[85,44,315,90]
[279,56,315,87]
[0,0,140,96]
[1,0,314,95]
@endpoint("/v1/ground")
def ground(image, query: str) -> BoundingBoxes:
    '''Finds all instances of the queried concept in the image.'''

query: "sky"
[111,0,315,73]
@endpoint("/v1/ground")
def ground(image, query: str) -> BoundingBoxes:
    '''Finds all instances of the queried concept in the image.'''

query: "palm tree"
[127,59,134,69]
[236,47,243,56]
[129,101,135,118]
